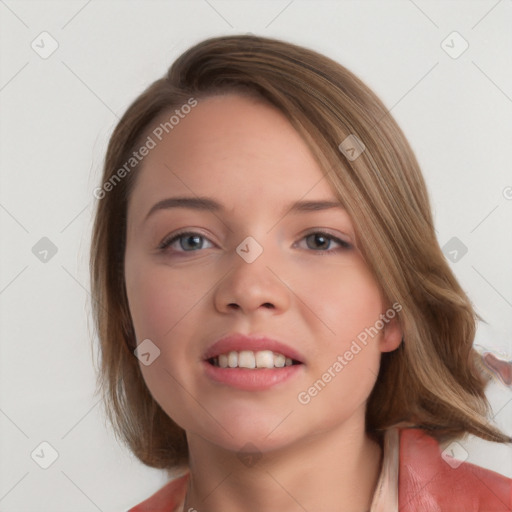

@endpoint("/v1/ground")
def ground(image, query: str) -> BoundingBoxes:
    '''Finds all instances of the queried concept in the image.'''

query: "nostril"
[262,303,274,308]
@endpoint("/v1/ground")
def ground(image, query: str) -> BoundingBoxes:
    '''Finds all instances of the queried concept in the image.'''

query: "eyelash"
[158,230,352,255]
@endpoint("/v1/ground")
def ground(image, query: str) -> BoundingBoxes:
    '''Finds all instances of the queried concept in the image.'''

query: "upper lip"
[203,334,304,363]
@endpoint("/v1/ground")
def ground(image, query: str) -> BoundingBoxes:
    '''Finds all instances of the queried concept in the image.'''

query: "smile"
[208,350,300,369]
[203,334,305,390]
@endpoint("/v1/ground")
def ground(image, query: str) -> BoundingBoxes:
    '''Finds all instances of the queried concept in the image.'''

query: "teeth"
[274,354,285,368]
[238,350,256,369]
[218,354,228,368]
[256,350,274,368]
[228,351,238,368]
[212,350,298,369]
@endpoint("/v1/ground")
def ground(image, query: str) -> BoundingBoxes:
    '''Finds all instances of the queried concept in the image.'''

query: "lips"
[202,333,305,391]
[203,333,304,364]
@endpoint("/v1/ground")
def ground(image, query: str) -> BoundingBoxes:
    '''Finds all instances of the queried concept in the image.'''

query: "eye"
[158,231,214,253]
[298,231,352,253]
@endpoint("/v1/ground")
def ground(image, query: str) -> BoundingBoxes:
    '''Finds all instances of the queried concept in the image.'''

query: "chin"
[186,411,302,454]
[203,430,299,457]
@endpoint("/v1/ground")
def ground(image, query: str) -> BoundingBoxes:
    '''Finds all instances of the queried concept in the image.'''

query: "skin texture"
[124,94,403,512]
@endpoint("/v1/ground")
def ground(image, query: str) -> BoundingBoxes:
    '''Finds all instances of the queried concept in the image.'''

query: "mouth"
[207,350,302,369]
[202,334,305,390]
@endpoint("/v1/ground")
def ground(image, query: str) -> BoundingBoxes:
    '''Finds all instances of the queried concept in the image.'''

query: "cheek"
[125,261,204,429]
[125,260,204,342]
[301,261,384,343]
[297,262,384,403]
[296,274,384,423]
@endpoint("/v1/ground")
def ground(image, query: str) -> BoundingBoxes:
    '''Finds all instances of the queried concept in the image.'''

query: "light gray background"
[1,0,511,510]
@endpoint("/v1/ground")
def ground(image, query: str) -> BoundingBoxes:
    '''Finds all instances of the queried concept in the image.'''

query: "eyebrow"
[144,196,344,222]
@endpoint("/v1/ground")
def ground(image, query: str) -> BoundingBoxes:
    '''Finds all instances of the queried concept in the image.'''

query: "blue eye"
[158,230,351,255]
[158,232,214,252]
[300,231,352,252]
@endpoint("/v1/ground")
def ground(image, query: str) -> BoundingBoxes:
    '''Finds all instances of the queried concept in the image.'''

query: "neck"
[182,420,383,512]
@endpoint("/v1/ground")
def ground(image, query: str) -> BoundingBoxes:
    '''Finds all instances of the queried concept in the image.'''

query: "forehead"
[127,94,340,220]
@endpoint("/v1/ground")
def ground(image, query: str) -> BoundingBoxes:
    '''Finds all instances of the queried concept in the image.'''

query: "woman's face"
[124,94,402,453]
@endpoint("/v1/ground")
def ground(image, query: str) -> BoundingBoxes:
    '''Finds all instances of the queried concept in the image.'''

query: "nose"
[213,244,291,316]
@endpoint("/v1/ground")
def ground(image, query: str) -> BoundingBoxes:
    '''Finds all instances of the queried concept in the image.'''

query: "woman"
[90,35,511,511]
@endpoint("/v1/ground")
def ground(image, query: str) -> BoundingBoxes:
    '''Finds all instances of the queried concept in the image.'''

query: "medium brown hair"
[90,34,510,469]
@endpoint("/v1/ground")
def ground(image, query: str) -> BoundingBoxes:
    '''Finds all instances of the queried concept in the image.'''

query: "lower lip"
[203,361,303,391]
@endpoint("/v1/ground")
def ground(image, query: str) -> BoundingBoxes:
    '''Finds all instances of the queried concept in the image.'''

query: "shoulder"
[398,427,512,511]
[127,472,189,512]
[127,430,512,512]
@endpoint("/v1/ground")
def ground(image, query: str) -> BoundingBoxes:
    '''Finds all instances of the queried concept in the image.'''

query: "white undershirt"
[369,426,400,512]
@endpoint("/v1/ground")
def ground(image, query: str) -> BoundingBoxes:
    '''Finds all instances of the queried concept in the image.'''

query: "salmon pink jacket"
[128,427,512,511]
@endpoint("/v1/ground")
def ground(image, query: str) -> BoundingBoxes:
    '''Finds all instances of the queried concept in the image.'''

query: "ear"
[379,313,403,353]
